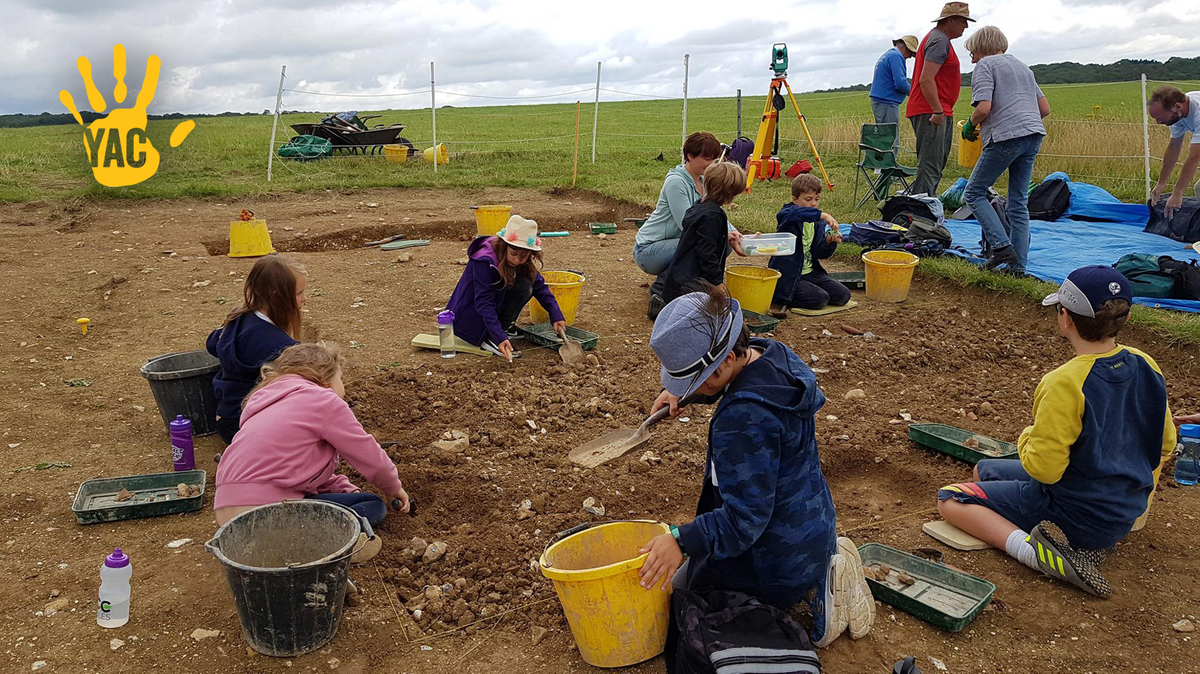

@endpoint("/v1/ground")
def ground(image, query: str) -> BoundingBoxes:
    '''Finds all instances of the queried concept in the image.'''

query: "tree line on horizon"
[4,56,1197,129]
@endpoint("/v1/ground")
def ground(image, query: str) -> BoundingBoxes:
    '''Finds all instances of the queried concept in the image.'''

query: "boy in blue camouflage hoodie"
[638,285,874,647]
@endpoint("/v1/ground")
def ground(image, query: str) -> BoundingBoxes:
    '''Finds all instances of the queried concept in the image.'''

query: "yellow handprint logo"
[58,44,195,187]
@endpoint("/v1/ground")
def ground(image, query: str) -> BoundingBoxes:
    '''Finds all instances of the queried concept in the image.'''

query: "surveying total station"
[745,43,833,192]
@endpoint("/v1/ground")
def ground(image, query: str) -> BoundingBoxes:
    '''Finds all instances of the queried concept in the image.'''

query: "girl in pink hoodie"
[215,342,410,561]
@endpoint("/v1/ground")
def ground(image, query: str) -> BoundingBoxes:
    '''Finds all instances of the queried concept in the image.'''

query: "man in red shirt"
[906,2,974,197]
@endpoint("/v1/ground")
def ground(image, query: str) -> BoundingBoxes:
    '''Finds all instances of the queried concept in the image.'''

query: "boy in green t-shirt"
[768,174,848,316]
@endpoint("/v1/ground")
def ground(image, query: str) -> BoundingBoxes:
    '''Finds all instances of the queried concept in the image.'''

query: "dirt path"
[1,187,1197,673]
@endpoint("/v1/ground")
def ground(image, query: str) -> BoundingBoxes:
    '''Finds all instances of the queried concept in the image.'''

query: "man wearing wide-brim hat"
[869,34,920,125]
[906,2,976,197]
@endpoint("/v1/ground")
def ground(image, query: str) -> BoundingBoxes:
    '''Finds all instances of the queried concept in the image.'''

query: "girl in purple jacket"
[446,215,566,361]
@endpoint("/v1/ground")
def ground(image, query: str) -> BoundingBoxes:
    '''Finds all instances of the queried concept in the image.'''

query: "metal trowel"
[555,326,586,365]
[568,397,693,468]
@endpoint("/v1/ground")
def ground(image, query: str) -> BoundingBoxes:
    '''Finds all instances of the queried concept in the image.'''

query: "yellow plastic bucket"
[530,270,586,325]
[725,265,782,315]
[228,219,275,258]
[862,250,919,302]
[423,143,449,164]
[540,521,671,668]
[383,144,409,164]
[957,120,981,168]
[474,205,512,237]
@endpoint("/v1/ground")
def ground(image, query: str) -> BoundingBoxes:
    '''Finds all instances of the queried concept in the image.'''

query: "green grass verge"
[836,244,1200,345]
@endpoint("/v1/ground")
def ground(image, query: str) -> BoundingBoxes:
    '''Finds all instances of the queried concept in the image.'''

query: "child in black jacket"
[659,162,747,308]
[769,174,849,314]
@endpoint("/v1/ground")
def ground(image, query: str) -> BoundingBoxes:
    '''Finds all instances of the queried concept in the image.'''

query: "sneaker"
[837,536,875,639]
[1028,520,1112,598]
[984,245,1019,270]
[647,294,665,321]
[504,325,522,340]
[350,532,382,564]
[481,338,521,359]
[812,553,851,648]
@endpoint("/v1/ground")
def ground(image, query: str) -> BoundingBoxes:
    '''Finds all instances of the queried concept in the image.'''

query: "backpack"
[1028,178,1071,221]
[728,137,755,169]
[881,194,943,226]
[1143,197,1200,243]
[672,589,821,674]
[1113,253,1176,299]
[1157,257,1200,301]
[877,240,946,257]
[846,219,906,246]
[900,214,952,247]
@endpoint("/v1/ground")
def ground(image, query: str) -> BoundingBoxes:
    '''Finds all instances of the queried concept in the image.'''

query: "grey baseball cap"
[650,292,744,398]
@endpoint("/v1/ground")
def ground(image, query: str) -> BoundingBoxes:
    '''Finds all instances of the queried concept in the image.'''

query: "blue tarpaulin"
[944,172,1200,312]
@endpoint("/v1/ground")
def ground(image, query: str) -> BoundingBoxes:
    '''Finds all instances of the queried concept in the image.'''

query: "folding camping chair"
[853,123,917,208]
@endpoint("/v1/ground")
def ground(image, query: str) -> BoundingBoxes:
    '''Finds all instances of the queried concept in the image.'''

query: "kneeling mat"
[922,520,989,551]
[791,300,859,317]
[411,334,492,357]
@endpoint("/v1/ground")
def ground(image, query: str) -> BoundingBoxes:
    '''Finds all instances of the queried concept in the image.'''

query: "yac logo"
[58,44,194,187]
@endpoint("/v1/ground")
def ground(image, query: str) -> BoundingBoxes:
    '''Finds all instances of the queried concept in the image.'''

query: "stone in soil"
[191,628,221,641]
[844,389,866,400]
[1174,619,1195,633]
[531,625,549,645]
[422,541,448,563]
[979,402,995,416]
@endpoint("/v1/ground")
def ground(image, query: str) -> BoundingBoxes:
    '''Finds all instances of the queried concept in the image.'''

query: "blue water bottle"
[1176,424,1200,486]
[169,415,195,471]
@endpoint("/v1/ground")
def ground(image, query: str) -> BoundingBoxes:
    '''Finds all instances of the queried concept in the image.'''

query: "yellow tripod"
[745,75,833,192]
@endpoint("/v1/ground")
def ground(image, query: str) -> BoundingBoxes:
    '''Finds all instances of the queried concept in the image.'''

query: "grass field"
[6,76,1200,341]
[5,77,1200,231]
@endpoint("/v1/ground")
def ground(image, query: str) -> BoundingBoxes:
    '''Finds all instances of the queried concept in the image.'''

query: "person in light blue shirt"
[868,35,918,124]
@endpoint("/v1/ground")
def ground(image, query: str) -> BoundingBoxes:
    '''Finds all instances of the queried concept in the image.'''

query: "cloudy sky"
[5,0,1199,115]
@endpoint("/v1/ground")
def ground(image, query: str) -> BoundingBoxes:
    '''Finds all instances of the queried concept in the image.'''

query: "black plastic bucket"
[140,350,221,436]
[205,500,373,657]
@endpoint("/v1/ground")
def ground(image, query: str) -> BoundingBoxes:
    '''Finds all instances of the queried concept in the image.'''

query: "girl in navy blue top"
[206,256,306,443]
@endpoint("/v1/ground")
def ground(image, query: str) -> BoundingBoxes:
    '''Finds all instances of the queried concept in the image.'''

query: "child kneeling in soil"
[937,266,1175,597]
[206,255,306,444]
[656,162,747,311]
[638,285,873,647]
[768,174,846,316]
[214,342,410,562]
[446,215,567,361]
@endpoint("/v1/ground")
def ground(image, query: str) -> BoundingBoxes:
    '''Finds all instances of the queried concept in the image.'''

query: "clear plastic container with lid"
[741,232,797,257]
[1176,424,1199,486]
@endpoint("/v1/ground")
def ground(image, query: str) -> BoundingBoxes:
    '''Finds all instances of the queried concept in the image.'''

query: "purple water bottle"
[169,415,195,471]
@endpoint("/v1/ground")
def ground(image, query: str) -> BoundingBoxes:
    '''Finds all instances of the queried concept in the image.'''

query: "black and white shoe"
[481,338,521,359]
[647,294,665,321]
[985,245,1019,270]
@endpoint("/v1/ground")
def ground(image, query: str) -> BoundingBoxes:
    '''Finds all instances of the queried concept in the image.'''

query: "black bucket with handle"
[140,350,221,436]
[205,500,373,657]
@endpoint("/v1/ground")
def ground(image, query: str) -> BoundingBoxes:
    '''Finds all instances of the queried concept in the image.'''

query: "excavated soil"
[1,186,1198,674]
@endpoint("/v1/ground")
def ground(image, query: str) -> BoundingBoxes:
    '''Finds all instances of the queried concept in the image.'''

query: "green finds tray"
[829,271,866,290]
[517,323,599,351]
[743,310,780,334]
[588,222,618,235]
[909,423,1018,464]
[859,543,995,632]
[72,470,207,525]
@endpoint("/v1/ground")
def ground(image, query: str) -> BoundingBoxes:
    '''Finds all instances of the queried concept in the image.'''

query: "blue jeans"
[870,99,900,125]
[964,133,1044,271]
[632,238,679,276]
[307,492,387,527]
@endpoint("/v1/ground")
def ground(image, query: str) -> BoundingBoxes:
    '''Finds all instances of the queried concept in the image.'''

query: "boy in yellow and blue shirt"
[937,266,1175,597]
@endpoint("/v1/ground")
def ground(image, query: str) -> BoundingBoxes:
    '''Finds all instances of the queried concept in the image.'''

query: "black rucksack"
[881,195,941,225]
[1157,256,1200,300]
[1028,178,1071,221]
[846,219,906,246]
[1143,197,1200,243]
[672,589,820,674]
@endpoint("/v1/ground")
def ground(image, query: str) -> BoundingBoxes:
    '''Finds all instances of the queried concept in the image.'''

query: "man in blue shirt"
[869,35,918,124]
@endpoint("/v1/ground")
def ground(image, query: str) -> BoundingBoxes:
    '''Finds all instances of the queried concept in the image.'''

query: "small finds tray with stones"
[908,423,1018,464]
[71,470,207,525]
[859,543,996,632]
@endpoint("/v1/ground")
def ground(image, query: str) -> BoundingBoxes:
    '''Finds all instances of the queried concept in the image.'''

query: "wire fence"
[265,64,1200,204]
